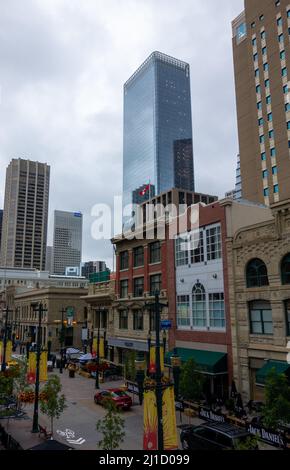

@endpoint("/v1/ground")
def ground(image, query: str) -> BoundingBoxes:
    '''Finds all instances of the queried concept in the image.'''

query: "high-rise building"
[81,260,107,279]
[53,210,82,275]
[0,210,3,256]
[45,246,53,273]
[123,51,194,216]
[232,0,290,206]
[0,158,50,270]
[225,154,242,200]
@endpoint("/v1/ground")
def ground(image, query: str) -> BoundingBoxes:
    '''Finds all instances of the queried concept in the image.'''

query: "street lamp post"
[95,325,100,389]
[59,308,66,374]
[1,307,12,372]
[32,302,47,434]
[135,352,145,405]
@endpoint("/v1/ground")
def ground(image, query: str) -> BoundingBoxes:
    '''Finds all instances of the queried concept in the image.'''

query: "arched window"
[192,282,206,327]
[281,254,290,285]
[246,258,269,288]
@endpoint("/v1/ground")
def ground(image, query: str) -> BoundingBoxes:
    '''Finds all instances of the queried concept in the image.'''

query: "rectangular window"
[175,236,189,267]
[257,101,262,110]
[150,274,161,296]
[282,67,287,77]
[149,241,161,264]
[252,37,257,46]
[269,129,274,139]
[209,293,225,329]
[177,295,190,327]
[120,279,128,299]
[262,169,268,179]
[284,84,289,94]
[251,22,256,28]
[277,17,282,26]
[288,10,290,18]
[261,30,266,39]
[259,15,264,21]
[256,84,261,93]
[206,225,221,261]
[262,46,267,55]
[250,302,273,335]
[287,121,290,130]
[119,310,128,330]
[133,310,143,331]
[274,184,279,194]
[133,277,144,297]
[264,187,269,197]
[261,152,266,161]
[280,50,286,60]
[266,95,271,104]
[270,147,276,157]
[258,117,264,126]
[285,300,290,336]
[265,79,270,88]
[190,230,204,264]
[259,134,265,143]
[133,246,144,267]
[286,103,290,111]
[278,33,284,43]
[255,69,260,77]
[120,251,129,270]
[263,62,269,71]
[272,166,278,175]
[267,113,272,122]
[253,53,258,61]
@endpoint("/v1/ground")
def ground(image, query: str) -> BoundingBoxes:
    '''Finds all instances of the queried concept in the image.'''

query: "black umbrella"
[29,439,73,451]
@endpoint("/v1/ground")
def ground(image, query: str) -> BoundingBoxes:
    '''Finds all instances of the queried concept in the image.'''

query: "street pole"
[32,303,46,433]
[95,325,100,389]
[59,308,66,374]
[154,292,164,452]
[1,307,10,372]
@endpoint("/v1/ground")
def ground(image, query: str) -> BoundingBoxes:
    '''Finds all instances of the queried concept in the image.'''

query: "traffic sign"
[160,320,172,330]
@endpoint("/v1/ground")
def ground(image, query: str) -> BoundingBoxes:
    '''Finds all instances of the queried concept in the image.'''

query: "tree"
[96,399,125,450]
[124,351,136,381]
[40,375,66,437]
[262,369,290,430]
[179,358,204,402]
[12,357,30,410]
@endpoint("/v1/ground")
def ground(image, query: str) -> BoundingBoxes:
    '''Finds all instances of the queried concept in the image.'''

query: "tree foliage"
[96,399,125,450]
[124,351,136,381]
[40,375,66,436]
[179,358,205,402]
[262,369,290,430]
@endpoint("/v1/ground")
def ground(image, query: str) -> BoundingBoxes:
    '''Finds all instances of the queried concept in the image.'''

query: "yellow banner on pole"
[27,352,36,384]
[0,341,3,363]
[149,346,164,374]
[162,385,178,450]
[92,338,97,358]
[0,340,12,364]
[40,351,48,382]
[99,337,105,359]
[143,389,157,450]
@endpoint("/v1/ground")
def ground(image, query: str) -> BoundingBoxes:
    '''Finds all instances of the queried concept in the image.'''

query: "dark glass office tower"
[123,51,194,216]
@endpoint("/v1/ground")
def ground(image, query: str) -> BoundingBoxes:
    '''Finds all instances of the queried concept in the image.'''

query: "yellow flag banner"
[92,338,97,358]
[27,352,36,384]
[99,337,105,359]
[0,341,13,364]
[143,389,157,450]
[40,351,48,382]
[149,346,164,374]
[162,385,178,450]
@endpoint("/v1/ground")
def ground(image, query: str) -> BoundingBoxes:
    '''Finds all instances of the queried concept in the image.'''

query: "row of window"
[249,300,290,336]
[120,274,161,298]
[118,309,155,331]
[119,241,161,270]
[175,225,222,267]
[177,282,225,330]
[246,255,290,288]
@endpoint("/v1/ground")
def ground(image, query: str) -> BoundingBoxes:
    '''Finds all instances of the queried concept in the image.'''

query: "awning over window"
[256,360,290,385]
[165,348,228,375]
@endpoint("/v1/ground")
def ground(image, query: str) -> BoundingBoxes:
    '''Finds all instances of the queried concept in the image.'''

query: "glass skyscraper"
[123,51,194,218]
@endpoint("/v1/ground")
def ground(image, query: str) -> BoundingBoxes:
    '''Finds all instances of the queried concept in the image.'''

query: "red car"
[94,388,132,410]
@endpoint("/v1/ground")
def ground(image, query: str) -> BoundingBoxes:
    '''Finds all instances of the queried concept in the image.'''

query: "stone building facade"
[225,199,290,402]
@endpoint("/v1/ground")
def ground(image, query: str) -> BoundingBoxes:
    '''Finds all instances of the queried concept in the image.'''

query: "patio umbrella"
[66,348,81,355]
[79,353,93,361]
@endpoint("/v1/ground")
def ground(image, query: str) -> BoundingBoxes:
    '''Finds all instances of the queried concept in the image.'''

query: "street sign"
[160,320,172,330]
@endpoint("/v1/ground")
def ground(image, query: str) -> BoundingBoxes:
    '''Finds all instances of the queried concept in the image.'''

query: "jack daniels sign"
[198,406,287,448]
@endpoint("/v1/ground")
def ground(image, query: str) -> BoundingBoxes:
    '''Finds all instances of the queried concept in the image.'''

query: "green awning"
[256,360,290,385]
[165,348,228,375]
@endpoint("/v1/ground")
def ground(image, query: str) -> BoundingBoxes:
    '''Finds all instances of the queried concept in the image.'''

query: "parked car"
[94,388,132,410]
[180,422,259,450]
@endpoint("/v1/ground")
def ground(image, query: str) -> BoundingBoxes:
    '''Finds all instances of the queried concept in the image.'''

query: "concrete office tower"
[0,210,3,257]
[53,210,82,275]
[123,51,194,215]
[0,158,50,270]
[81,260,107,279]
[45,246,53,273]
[232,0,290,205]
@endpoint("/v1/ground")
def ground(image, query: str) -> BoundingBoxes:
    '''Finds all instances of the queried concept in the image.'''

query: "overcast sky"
[0,0,244,270]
